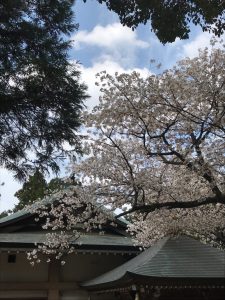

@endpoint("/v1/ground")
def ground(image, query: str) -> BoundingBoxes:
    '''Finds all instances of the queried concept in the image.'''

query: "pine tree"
[0,0,88,180]
[14,169,48,211]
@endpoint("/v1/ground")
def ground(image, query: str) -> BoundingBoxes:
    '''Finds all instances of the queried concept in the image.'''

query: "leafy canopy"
[0,0,88,180]
[89,0,225,43]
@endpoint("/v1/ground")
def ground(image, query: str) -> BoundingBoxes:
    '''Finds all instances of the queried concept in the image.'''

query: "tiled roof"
[0,232,136,250]
[0,192,128,228]
[82,235,225,288]
[0,210,30,225]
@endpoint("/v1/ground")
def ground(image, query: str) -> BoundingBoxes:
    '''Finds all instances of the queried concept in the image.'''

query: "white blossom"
[27,43,225,263]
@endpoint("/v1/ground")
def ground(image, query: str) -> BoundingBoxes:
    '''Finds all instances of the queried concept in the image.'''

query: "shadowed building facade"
[0,209,224,300]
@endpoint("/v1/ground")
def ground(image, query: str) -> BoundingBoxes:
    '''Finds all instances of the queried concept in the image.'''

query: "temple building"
[0,206,224,300]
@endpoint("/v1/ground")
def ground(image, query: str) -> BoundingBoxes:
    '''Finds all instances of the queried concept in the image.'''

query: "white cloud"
[181,31,225,59]
[74,23,149,50]
[182,32,212,58]
[80,58,150,110]
[73,23,149,68]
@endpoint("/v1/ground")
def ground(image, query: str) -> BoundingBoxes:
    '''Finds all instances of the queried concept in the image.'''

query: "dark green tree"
[90,0,225,43]
[0,0,88,180]
[14,169,48,211]
[13,169,68,212]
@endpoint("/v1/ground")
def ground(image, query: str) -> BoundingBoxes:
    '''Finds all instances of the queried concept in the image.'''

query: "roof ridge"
[0,188,129,228]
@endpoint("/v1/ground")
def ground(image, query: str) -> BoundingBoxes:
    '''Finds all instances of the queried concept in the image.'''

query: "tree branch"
[115,194,225,219]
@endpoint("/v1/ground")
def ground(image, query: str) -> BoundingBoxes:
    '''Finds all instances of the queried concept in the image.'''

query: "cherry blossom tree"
[29,42,225,262]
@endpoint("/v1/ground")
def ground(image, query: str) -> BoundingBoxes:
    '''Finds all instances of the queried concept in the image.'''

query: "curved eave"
[81,236,225,291]
[83,271,225,292]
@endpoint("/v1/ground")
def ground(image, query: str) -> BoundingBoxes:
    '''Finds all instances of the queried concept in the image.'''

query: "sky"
[0,0,220,212]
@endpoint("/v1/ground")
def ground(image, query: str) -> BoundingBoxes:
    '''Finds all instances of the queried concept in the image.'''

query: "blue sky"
[0,0,218,212]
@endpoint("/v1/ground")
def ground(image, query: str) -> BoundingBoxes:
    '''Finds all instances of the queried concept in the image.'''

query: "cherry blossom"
[29,42,225,262]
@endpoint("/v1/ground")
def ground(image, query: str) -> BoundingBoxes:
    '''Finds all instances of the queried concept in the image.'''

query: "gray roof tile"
[0,232,134,247]
[82,235,225,288]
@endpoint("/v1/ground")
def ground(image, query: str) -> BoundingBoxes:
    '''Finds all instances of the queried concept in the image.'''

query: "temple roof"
[0,192,128,229]
[0,194,136,253]
[0,231,138,253]
[0,209,30,226]
[82,235,225,290]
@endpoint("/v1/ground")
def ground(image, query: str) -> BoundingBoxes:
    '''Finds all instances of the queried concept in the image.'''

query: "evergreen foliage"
[91,0,225,43]
[14,170,66,212]
[14,169,48,211]
[0,0,88,180]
